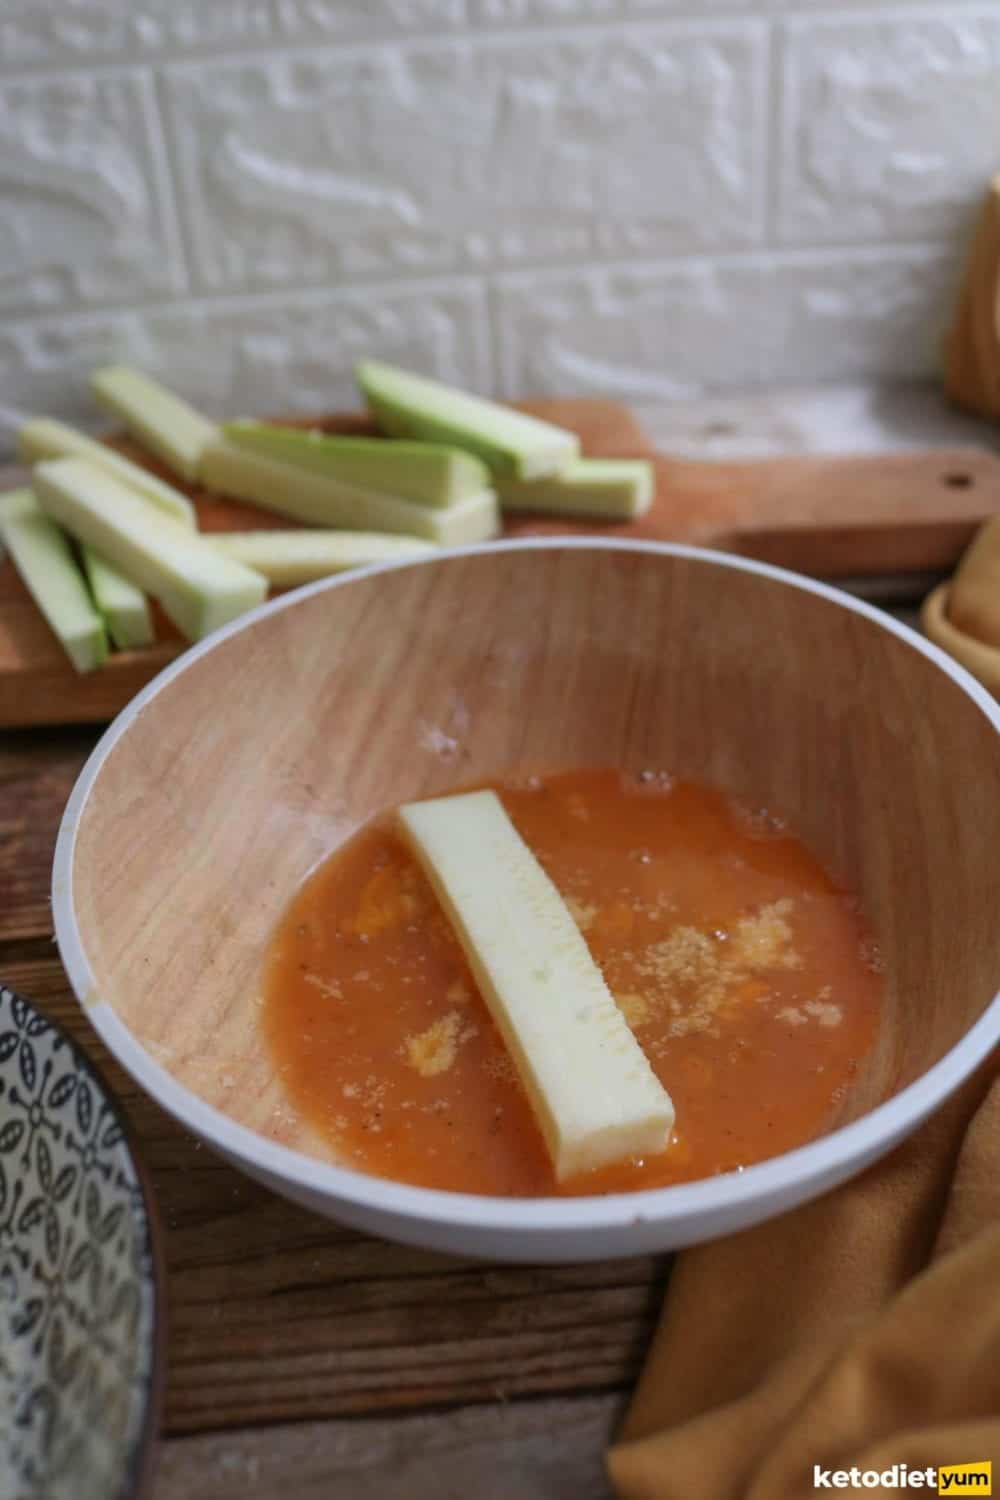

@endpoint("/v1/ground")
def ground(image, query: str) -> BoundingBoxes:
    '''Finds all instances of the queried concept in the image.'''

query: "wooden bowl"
[52,542,1000,1261]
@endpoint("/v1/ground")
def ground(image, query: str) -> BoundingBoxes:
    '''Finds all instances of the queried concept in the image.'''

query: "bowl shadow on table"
[59,543,1000,1258]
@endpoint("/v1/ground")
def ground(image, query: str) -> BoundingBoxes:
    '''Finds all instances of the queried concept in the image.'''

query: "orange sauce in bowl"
[263,769,881,1197]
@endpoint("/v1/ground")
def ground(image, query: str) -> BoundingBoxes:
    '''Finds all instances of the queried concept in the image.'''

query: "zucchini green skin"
[356,360,579,481]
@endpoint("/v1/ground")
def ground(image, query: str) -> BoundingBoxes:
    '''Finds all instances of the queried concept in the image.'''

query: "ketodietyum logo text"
[813,1462,991,1493]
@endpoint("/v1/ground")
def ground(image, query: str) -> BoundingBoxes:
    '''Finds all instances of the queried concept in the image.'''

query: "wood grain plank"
[0,726,97,939]
[719,516,982,580]
[151,1394,621,1500]
[0,955,667,1436]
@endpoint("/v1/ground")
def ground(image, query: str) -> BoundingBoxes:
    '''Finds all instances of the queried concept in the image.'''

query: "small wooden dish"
[922,582,1000,698]
[52,541,1000,1261]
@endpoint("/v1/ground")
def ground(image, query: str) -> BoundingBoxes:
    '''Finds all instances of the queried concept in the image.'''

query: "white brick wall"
[1,0,996,424]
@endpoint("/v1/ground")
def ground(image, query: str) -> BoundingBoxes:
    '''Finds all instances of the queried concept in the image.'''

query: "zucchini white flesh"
[223,421,489,508]
[81,544,154,650]
[0,489,108,673]
[34,459,267,642]
[91,365,218,483]
[397,789,675,1181]
[17,417,196,528]
[497,458,654,519]
[201,439,499,547]
[208,530,434,586]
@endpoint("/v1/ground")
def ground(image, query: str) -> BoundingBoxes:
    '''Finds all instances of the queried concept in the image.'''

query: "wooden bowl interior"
[71,548,1000,1165]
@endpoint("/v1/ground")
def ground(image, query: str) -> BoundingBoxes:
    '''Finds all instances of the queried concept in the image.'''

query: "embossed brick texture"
[0,3,468,68]
[780,10,1000,244]
[493,249,957,397]
[161,24,767,293]
[0,2,988,413]
[0,68,185,317]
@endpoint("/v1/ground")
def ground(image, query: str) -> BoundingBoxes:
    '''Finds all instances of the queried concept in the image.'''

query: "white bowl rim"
[52,536,1000,1239]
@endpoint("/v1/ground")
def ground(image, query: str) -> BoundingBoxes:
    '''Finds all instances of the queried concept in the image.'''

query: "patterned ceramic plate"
[0,983,164,1500]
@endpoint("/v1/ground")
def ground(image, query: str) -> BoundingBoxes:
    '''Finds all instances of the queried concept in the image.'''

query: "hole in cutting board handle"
[942,472,974,490]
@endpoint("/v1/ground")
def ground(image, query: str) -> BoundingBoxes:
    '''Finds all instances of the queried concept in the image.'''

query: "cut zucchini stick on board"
[34,458,267,642]
[498,458,655,519]
[0,488,35,525]
[91,365,218,483]
[201,439,499,546]
[357,360,580,481]
[17,417,197,528]
[223,421,490,508]
[208,530,434,586]
[81,545,154,650]
[0,489,108,673]
[398,790,675,1180]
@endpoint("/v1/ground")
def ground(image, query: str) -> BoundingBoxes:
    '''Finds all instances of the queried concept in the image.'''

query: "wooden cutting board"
[4,397,1000,729]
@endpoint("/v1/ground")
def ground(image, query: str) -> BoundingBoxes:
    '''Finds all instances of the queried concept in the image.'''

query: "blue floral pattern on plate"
[0,984,161,1500]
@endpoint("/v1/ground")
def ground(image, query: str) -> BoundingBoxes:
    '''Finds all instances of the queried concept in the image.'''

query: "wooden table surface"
[0,390,940,1495]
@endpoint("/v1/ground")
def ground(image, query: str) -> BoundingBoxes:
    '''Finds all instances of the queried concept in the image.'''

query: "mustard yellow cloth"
[923,516,1000,698]
[608,1056,1000,1498]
